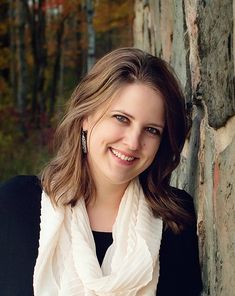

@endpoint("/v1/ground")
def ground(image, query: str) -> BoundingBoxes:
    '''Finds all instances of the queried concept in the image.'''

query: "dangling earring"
[81,130,87,154]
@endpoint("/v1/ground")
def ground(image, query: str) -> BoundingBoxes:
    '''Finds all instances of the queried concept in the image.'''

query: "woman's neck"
[86,181,129,232]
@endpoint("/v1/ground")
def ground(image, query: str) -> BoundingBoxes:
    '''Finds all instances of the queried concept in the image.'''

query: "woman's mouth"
[110,148,136,162]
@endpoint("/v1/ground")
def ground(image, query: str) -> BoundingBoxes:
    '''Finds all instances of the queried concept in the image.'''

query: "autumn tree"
[15,0,28,135]
[85,0,95,70]
[22,0,47,127]
[0,0,10,102]
[94,0,134,57]
[9,0,17,103]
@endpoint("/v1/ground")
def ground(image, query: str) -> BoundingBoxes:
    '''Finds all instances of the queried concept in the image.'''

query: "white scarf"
[34,179,163,296]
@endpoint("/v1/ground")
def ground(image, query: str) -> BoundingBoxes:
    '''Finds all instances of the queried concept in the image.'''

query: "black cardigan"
[0,175,202,296]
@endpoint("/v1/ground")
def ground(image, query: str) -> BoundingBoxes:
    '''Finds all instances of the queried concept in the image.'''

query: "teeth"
[111,149,135,162]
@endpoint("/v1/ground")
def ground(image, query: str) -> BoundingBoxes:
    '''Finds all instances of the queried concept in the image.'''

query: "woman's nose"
[124,129,142,151]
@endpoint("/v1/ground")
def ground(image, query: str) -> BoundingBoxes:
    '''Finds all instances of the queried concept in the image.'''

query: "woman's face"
[83,83,165,188]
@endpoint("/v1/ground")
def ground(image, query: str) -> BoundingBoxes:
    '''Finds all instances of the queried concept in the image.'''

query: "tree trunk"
[0,1,10,101]
[57,44,64,119]
[133,1,235,295]
[37,0,47,118]
[75,2,84,79]
[16,0,27,136]
[22,0,47,128]
[49,17,66,119]
[9,0,17,104]
[86,0,95,71]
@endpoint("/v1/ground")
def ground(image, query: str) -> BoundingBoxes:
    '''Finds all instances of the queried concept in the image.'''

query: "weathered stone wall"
[134,1,235,295]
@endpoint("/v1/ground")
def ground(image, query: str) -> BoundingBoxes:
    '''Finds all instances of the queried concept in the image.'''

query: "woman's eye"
[114,115,129,123]
[145,127,161,136]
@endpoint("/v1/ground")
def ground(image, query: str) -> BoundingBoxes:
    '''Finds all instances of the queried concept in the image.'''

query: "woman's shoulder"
[158,187,202,295]
[0,175,42,213]
[160,186,199,267]
[0,175,42,294]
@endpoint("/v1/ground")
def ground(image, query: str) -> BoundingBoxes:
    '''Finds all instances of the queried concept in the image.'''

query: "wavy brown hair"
[41,47,192,233]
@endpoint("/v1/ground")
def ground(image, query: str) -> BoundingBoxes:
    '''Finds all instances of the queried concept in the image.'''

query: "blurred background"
[0,0,134,181]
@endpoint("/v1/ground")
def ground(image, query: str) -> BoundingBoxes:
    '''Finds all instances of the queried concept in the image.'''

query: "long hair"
[41,47,191,233]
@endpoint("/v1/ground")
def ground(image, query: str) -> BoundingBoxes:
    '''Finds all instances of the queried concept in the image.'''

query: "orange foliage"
[94,0,134,33]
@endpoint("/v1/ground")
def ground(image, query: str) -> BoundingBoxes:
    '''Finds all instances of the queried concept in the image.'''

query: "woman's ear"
[82,117,89,131]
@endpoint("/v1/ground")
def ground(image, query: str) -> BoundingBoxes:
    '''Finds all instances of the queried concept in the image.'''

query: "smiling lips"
[110,148,136,162]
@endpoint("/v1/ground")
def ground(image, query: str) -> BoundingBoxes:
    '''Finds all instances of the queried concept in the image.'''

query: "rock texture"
[134,1,235,295]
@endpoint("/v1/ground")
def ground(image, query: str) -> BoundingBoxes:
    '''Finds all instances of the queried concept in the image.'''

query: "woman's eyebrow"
[111,110,135,119]
[111,110,164,128]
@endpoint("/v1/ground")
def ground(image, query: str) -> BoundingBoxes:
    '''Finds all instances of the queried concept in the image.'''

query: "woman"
[0,48,202,295]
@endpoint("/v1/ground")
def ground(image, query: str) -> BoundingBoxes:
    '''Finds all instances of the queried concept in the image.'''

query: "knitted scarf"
[33,179,163,295]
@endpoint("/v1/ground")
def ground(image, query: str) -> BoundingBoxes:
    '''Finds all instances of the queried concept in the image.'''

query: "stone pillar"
[134,1,235,295]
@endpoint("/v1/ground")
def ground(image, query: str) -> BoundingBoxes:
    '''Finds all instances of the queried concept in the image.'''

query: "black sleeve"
[157,189,203,296]
[0,175,42,296]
